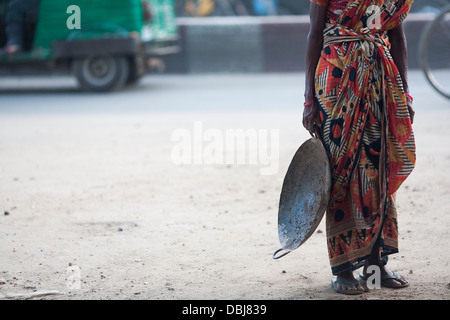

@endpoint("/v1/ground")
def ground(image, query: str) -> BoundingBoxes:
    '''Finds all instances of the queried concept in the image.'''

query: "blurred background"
[174,0,449,16]
[0,0,449,300]
[0,0,449,87]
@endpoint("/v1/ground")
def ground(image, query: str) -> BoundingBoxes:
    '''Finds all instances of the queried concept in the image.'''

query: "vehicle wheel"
[419,5,450,100]
[410,0,449,14]
[73,55,129,92]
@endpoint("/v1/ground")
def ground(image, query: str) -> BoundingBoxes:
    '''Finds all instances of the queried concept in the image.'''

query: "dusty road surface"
[0,72,449,300]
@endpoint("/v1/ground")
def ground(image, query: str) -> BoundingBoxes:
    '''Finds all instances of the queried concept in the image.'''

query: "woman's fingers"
[303,104,319,135]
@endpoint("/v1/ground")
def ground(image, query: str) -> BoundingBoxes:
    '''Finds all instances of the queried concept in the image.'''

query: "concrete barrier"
[162,13,435,73]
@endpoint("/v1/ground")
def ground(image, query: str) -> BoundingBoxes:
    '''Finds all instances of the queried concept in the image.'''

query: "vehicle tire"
[410,0,450,14]
[73,55,129,92]
[419,4,450,100]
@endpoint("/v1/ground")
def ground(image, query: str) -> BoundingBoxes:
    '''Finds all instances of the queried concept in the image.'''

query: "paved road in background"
[0,71,448,115]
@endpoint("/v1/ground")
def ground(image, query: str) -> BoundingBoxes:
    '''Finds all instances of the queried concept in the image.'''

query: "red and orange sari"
[310,0,416,275]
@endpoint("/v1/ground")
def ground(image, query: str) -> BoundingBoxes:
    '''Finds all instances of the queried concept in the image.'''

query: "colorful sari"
[310,0,416,275]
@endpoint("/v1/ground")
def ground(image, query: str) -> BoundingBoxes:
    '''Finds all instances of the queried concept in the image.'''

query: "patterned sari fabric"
[311,0,416,275]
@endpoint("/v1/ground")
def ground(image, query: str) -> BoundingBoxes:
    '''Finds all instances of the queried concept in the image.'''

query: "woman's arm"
[303,3,328,135]
[389,23,414,124]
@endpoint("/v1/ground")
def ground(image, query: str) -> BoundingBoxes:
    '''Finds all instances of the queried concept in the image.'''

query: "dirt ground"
[0,74,449,300]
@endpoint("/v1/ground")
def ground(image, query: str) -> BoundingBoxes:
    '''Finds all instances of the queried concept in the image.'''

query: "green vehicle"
[0,0,179,91]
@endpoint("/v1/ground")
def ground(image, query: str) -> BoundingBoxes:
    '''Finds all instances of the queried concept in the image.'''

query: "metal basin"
[272,137,331,259]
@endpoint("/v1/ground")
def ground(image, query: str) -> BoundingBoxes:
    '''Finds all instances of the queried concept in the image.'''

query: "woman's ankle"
[336,269,355,280]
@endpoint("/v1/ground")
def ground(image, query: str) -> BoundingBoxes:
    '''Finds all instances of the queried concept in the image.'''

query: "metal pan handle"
[272,248,291,260]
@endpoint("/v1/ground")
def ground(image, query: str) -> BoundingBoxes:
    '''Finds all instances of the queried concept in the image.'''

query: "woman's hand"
[302,99,321,136]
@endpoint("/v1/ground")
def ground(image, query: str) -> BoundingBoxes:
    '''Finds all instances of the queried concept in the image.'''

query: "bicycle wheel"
[411,0,450,14]
[419,4,450,100]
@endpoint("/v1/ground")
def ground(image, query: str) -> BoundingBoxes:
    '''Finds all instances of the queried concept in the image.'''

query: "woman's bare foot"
[331,269,366,295]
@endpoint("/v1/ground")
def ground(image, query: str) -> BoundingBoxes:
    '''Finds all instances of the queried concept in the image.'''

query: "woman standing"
[303,0,416,295]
